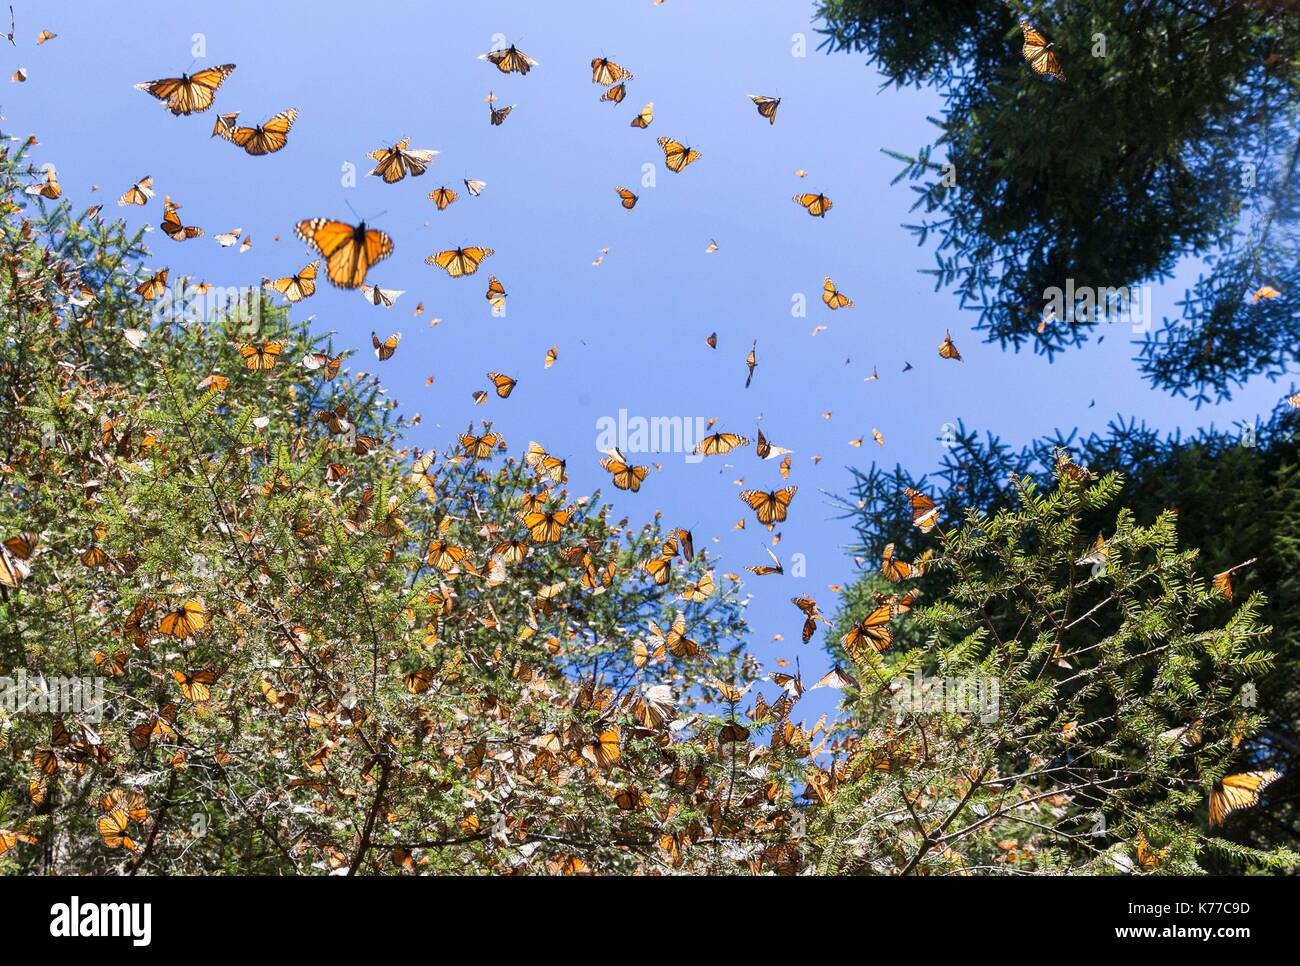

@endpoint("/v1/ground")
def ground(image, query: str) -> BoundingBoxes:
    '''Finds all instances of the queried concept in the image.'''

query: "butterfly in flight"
[739,486,797,526]
[1020,20,1065,80]
[295,219,394,289]
[592,57,633,85]
[479,43,537,74]
[658,137,701,172]
[428,186,458,210]
[160,196,202,240]
[939,330,963,360]
[793,192,832,217]
[1209,771,1280,827]
[224,108,297,155]
[822,277,852,309]
[427,246,494,277]
[135,64,235,114]
[372,331,401,360]
[368,138,438,182]
[118,175,154,207]
[237,341,284,371]
[616,187,638,209]
[266,260,318,302]
[748,94,780,124]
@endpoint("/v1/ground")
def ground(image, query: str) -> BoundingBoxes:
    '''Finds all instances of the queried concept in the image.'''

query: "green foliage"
[816,0,1300,401]
[0,148,813,875]
[812,459,1295,874]
[835,405,1300,869]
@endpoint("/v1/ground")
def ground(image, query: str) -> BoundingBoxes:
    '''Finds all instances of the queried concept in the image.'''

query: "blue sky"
[4,0,1290,721]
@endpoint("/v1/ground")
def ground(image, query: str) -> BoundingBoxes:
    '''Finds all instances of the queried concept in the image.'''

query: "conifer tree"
[816,0,1300,402]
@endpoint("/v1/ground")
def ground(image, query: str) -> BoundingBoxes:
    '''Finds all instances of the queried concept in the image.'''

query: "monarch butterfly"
[0,827,36,856]
[792,595,825,643]
[1076,533,1108,568]
[3,532,38,563]
[679,570,716,603]
[615,186,638,209]
[630,102,653,128]
[428,185,458,210]
[361,284,403,307]
[493,538,530,564]
[644,553,673,586]
[654,611,702,660]
[748,94,780,124]
[592,57,633,85]
[463,178,487,196]
[404,667,435,694]
[1159,720,1204,748]
[372,331,401,360]
[266,260,318,302]
[739,486,797,526]
[295,218,394,289]
[236,341,284,371]
[841,601,895,656]
[212,111,239,139]
[793,192,832,217]
[582,557,617,591]
[427,246,494,277]
[172,667,218,702]
[1135,831,1168,871]
[158,599,208,639]
[425,537,467,571]
[523,508,569,543]
[160,196,202,240]
[601,450,649,492]
[904,488,940,532]
[600,82,626,104]
[489,103,514,126]
[91,644,126,676]
[1020,21,1065,80]
[485,275,507,308]
[226,108,297,155]
[135,64,236,114]
[26,167,61,199]
[301,351,343,381]
[822,276,853,309]
[99,789,149,823]
[719,720,750,743]
[755,428,792,461]
[881,542,922,581]
[479,43,537,75]
[316,404,352,435]
[117,175,154,207]
[746,546,784,576]
[1209,770,1280,827]
[368,138,439,183]
[96,809,137,851]
[0,532,35,589]
[1250,285,1281,302]
[487,371,517,398]
[459,432,502,459]
[695,431,749,456]
[581,728,621,768]
[939,330,963,360]
[544,345,558,368]
[657,137,701,172]
[525,441,567,482]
